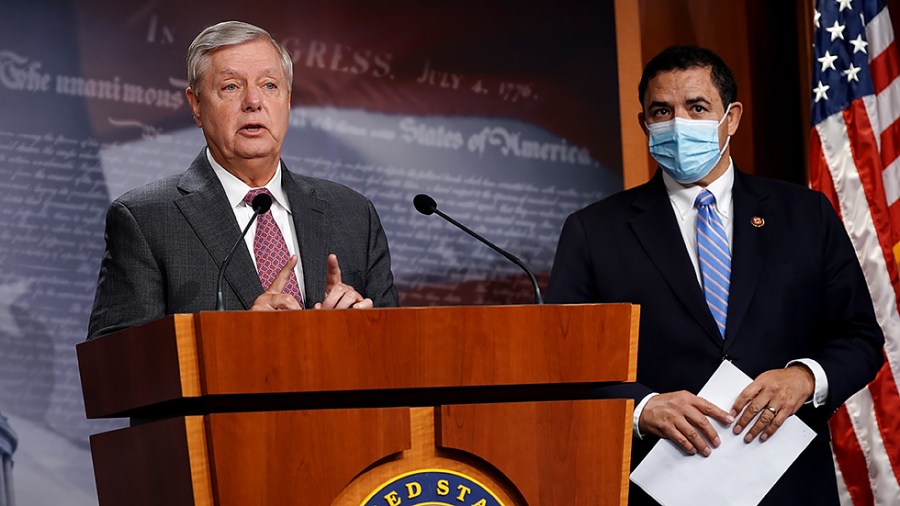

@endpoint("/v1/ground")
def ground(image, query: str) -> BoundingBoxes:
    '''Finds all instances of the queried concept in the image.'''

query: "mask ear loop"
[716,103,733,156]
[717,103,733,127]
[719,135,732,156]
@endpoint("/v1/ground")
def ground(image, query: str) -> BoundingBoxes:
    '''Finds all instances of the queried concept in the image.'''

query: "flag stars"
[837,0,853,12]
[843,63,862,82]
[814,9,822,28]
[814,81,831,102]
[850,34,869,54]
[827,20,847,41]
[818,50,839,71]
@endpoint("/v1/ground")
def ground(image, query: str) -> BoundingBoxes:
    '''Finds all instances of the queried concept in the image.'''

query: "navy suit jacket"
[88,150,398,340]
[546,169,883,505]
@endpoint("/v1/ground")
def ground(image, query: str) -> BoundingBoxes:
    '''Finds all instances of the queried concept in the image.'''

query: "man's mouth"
[242,123,265,132]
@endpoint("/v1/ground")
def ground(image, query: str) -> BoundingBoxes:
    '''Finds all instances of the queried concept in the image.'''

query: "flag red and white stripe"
[810,1,900,504]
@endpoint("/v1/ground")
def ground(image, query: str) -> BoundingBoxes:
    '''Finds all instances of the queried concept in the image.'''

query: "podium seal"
[360,469,505,506]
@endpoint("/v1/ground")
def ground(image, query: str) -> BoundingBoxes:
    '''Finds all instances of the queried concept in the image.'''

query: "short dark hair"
[638,45,737,108]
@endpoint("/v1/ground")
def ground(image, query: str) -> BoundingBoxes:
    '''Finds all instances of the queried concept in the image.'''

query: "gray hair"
[186,21,293,93]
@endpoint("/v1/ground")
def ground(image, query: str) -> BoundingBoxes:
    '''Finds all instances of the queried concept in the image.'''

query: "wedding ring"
[766,406,778,415]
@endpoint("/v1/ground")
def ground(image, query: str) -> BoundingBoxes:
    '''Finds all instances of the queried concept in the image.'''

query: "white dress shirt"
[632,160,828,437]
[207,149,307,303]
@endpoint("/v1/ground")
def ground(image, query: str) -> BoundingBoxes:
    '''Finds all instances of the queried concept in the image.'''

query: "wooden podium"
[77,304,638,505]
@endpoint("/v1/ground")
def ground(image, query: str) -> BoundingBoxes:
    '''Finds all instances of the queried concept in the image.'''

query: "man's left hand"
[313,254,373,309]
[730,365,815,443]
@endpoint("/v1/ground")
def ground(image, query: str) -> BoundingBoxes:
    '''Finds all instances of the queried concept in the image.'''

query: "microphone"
[413,193,543,304]
[215,193,273,310]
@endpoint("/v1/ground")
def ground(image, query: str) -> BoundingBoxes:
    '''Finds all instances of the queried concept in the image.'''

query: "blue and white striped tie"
[695,190,731,338]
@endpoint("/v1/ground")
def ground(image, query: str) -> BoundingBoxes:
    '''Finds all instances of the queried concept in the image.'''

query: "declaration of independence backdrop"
[0,1,623,503]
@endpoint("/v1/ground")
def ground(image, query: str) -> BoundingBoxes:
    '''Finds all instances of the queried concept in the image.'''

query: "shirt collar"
[206,148,291,212]
[662,158,734,220]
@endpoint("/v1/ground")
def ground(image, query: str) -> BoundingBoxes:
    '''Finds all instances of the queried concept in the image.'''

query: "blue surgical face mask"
[646,104,732,184]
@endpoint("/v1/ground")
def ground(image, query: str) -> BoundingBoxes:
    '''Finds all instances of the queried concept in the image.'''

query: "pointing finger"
[267,255,298,294]
[325,254,342,290]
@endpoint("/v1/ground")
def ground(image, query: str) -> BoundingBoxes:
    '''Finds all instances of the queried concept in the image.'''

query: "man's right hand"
[249,255,303,311]
[639,390,734,456]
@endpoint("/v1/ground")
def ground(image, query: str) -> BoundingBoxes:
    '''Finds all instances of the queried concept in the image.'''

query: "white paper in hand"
[630,360,816,506]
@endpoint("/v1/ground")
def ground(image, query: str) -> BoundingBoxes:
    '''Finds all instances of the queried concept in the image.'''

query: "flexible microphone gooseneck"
[413,193,543,304]
[215,193,273,310]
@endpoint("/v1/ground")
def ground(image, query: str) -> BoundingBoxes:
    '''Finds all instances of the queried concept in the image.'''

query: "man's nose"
[243,87,262,111]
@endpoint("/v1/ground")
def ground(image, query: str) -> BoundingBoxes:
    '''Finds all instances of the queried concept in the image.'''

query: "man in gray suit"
[88,21,398,340]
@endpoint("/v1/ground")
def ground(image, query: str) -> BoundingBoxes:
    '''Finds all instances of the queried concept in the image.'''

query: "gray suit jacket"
[87,150,398,339]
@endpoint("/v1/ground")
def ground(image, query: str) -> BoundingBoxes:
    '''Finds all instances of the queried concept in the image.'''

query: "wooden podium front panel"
[206,408,410,506]
[437,399,633,506]
[333,401,632,506]
[193,304,638,396]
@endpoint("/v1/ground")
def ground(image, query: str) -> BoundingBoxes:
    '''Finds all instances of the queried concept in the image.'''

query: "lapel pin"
[751,216,765,228]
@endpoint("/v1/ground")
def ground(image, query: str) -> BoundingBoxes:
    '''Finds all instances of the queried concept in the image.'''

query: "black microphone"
[216,193,273,310]
[413,193,543,304]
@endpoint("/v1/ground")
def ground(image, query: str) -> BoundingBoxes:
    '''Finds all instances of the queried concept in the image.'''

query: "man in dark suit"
[88,21,397,340]
[546,46,884,504]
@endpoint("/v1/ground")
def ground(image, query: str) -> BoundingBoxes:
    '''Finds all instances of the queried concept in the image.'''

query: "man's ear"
[186,87,202,128]
[637,112,648,136]
[725,101,743,136]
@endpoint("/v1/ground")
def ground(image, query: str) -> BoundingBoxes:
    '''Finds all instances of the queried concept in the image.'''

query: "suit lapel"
[723,170,766,347]
[282,168,328,305]
[174,150,262,309]
[629,173,723,344]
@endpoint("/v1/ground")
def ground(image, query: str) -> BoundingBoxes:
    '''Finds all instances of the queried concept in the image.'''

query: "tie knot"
[695,189,716,209]
[244,188,272,207]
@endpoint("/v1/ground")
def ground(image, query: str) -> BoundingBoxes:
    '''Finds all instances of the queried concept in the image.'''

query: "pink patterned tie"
[243,188,304,308]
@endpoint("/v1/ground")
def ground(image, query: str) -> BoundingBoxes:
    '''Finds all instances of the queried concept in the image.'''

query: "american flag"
[810,0,900,504]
